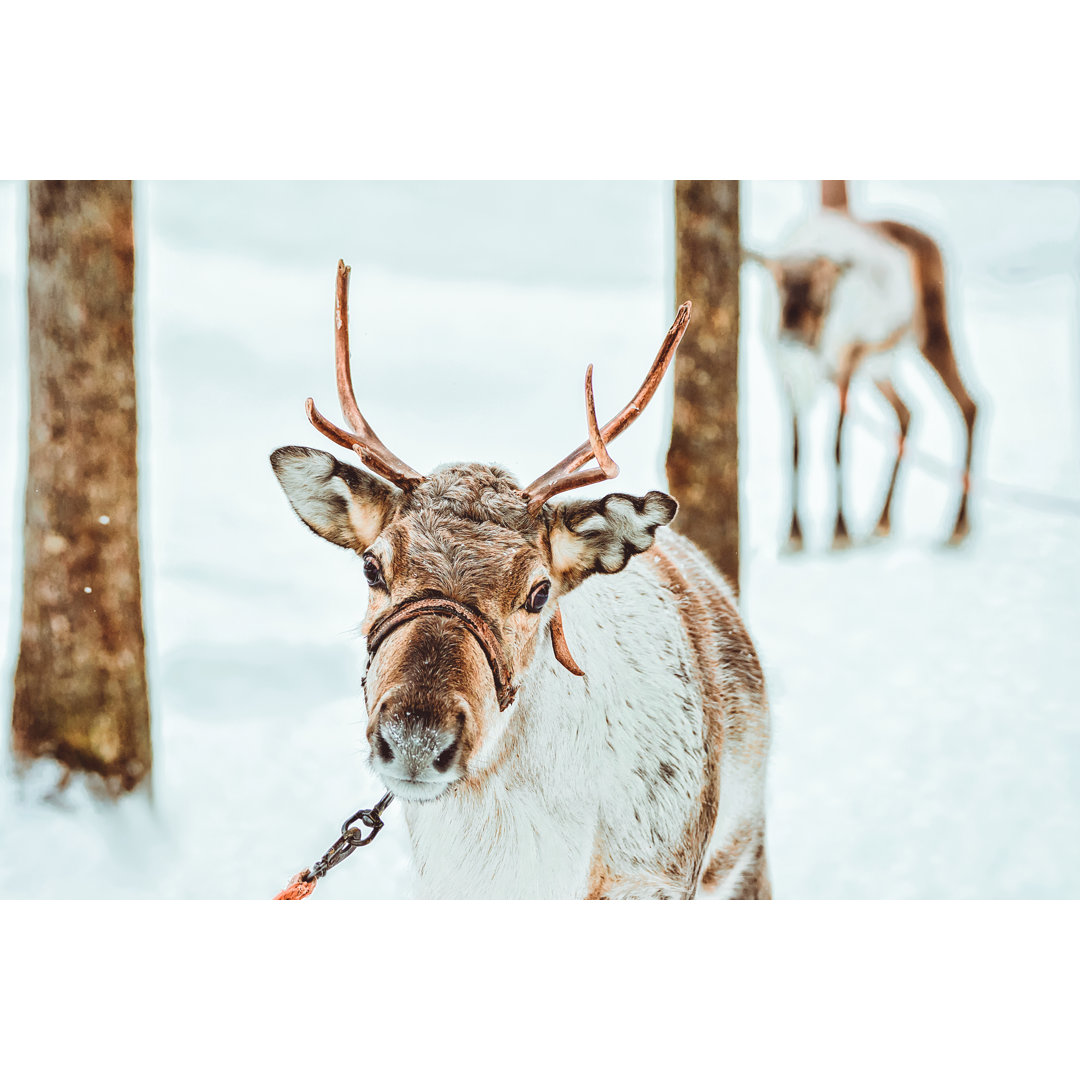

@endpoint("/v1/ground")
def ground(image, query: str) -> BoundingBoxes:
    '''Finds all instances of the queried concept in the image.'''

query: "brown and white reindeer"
[270,261,771,899]
[751,180,978,549]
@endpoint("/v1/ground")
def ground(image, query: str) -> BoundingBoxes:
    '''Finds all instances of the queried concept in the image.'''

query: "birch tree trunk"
[12,180,152,797]
[666,180,742,592]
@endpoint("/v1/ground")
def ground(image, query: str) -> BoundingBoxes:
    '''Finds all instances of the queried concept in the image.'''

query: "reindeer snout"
[371,694,468,782]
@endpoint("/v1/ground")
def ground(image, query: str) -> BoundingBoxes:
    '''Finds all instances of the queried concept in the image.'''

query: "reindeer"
[751,180,978,550]
[270,261,771,899]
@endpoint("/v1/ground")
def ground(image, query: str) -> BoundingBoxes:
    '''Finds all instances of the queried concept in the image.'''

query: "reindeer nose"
[373,698,466,779]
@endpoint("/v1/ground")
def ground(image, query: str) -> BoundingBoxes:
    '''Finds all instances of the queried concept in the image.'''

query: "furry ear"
[743,247,783,282]
[548,491,678,593]
[270,446,395,550]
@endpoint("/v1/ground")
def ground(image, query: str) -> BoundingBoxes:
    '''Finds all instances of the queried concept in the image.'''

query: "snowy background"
[1,180,1077,899]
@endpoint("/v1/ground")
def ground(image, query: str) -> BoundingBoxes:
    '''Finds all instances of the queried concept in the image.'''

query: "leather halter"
[365,597,518,711]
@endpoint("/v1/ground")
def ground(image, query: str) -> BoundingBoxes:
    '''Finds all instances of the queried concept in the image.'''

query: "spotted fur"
[271,449,771,899]
[549,491,677,588]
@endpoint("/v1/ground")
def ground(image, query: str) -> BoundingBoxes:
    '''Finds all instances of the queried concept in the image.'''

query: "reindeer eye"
[362,554,385,589]
[525,580,550,613]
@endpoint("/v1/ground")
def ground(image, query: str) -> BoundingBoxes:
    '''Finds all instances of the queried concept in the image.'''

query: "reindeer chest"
[404,775,598,899]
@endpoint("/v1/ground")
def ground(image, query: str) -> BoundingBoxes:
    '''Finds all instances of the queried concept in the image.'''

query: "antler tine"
[584,364,618,481]
[526,365,620,514]
[306,260,426,490]
[523,301,692,511]
[333,261,366,437]
[304,397,409,481]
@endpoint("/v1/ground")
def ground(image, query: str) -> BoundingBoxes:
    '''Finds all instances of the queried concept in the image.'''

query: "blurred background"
[1,180,1077,898]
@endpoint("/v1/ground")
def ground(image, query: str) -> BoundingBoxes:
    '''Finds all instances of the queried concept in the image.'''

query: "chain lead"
[301,792,395,884]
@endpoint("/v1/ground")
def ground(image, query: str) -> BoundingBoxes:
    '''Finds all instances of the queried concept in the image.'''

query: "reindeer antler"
[523,365,620,512]
[306,260,427,489]
[523,301,692,513]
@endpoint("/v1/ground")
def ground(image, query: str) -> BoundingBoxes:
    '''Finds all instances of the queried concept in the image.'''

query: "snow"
[1,180,1078,898]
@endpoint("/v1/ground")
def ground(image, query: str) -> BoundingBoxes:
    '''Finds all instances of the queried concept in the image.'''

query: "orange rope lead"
[274,871,317,900]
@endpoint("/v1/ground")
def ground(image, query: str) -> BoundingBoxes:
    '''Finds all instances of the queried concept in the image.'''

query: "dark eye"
[362,554,385,589]
[525,580,550,613]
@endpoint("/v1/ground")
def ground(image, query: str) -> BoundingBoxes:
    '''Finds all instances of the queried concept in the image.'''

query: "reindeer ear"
[270,446,395,550]
[744,248,784,282]
[548,491,677,592]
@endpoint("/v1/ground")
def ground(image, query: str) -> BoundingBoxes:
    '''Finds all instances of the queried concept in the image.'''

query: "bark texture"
[12,181,152,797]
[666,180,742,592]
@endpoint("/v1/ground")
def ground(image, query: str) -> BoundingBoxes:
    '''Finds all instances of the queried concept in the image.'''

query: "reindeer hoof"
[831,534,853,551]
[781,536,804,556]
[946,521,971,546]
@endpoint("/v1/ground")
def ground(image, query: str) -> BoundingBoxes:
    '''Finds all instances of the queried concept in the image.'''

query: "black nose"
[374,730,395,764]
[432,742,458,773]
[373,698,465,779]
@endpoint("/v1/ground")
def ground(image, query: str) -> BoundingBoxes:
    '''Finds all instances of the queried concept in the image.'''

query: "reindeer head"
[271,262,689,803]
[753,252,852,349]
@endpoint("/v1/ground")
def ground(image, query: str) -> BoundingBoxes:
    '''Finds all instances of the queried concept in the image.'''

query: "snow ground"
[1,180,1077,899]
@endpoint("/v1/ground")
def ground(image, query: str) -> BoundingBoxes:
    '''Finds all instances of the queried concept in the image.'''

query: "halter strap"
[365,597,518,711]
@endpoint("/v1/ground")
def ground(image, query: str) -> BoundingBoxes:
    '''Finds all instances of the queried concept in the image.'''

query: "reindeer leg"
[700,828,771,899]
[893,237,978,545]
[831,376,853,549]
[783,410,804,553]
[872,377,912,538]
[942,367,977,545]
[730,842,772,900]
[920,330,977,544]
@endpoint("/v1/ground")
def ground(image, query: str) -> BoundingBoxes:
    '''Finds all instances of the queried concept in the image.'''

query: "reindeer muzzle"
[365,597,518,711]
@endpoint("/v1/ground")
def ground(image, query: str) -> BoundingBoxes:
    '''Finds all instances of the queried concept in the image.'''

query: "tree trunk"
[12,181,152,797]
[666,180,742,592]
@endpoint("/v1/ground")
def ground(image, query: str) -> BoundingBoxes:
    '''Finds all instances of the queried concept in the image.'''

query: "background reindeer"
[752,180,979,549]
[270,262,771,899]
